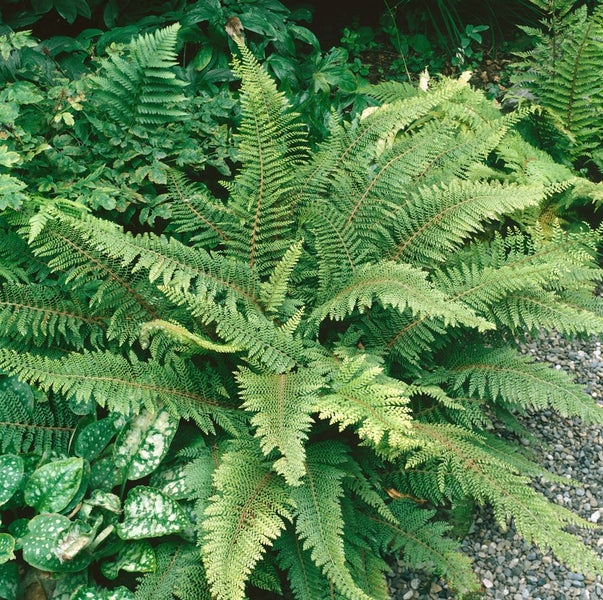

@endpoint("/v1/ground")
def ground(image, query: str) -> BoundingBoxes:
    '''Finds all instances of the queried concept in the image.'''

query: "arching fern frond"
[367,500,478,595]
[308,261,492,333]
[408,423,603,578]
[435,345,603,423]
[0,349,238,433]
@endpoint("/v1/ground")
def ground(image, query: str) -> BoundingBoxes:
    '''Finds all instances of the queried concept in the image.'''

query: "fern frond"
[163,170,237,250]
[437,345,603,423]
[0,375,77,454]
[202,439,293,600]
[226,40,308,276]
[290,441,372,600]
[29,216,162,343]
[314,355,413,455]
[134,542,210,600]
[259,239,304,315]
[236,367,320,486]
[367,500,479,595]
[275,528,337,600]
[0,283,106,349]
[91,24,187,129]
[160,286,306,374]
[66,213,263,312]
[386,181,544,265]
[308,261,492,333]
[0,349,238,432]
[408,423,603,578]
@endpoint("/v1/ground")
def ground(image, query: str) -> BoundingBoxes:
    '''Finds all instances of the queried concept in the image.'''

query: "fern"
[0,374,77,454]
[201,439,293,600]
[509,1,603,169]
[91,23,188,130]
[2,27,603,600]
[134,543,210,600]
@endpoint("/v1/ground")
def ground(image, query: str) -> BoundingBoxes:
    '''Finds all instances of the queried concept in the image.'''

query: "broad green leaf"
[0,534,15,564]
[0,562,18,600]
[0,454,24,505]
[21,514,92,572]
[101,541,156,579]
[116,486,189,540]
[74,414,122,460]
[24,457,85,513]
[113,408,179,481]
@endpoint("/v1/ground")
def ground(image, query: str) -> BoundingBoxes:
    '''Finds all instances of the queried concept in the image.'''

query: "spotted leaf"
[116,486,189,540]
[0,454,24,506]
[73,413,122,460]
[0,562,18,600]
[0,533,15,564]
[101,541,156,579]
[21,514,92,572]
[24,457,85,513]
[71,586,135,600]
[113,408,179,481]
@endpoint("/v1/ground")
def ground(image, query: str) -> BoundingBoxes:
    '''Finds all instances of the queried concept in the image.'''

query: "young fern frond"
[236,367,320,486]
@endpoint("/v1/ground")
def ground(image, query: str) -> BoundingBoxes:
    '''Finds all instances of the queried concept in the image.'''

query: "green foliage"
[508,0,603,174]
[1,19,603,600]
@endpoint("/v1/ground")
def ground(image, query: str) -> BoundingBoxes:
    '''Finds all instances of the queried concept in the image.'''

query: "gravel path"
[388,333,603,599]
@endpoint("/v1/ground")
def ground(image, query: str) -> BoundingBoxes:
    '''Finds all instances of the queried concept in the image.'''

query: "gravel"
[388,332,603,599]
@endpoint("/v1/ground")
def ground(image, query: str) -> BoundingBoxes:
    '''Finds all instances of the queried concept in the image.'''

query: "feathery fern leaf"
[290,441,372,600]
[0,283,106,349]
[0,349,237,432]
[91,23,187,129]
[133,542,210,600]
[237,367,320,486]
[201,439,293,600]
[368,500,479,595]
[435,345,603,423]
